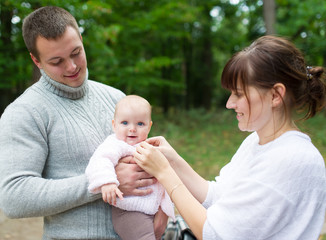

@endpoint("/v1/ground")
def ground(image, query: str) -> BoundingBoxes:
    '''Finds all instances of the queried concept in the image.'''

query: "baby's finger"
[117,189,124,201]
[102,194,108,203]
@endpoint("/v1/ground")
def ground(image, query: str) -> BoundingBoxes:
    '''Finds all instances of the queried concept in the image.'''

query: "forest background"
[1,0,326,176]
[0,1,326,238]
[1,0,326,114]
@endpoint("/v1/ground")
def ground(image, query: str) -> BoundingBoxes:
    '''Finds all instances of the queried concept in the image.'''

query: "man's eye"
[50,60,62,66]
[121,121,128,125]
[72,50,80,56]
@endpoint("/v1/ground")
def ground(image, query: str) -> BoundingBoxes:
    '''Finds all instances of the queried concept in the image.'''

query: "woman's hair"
[22,6,80,60]
[221,35,326,120]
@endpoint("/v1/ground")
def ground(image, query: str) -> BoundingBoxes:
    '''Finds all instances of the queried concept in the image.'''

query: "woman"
[134,36,326,240]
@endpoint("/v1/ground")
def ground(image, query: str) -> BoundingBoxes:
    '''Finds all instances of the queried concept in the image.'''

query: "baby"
[85,95,174,240]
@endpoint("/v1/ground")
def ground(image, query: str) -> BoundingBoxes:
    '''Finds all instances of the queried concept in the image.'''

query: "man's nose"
[66,58,77,72]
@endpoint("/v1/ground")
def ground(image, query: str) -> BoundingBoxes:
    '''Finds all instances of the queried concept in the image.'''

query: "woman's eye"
[234,91,243,97]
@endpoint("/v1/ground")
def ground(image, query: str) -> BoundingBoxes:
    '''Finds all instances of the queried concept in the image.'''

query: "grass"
[149,108,326,180]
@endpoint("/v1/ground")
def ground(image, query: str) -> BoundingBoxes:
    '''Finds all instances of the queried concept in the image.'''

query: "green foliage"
[1,0,326,113]
[277,0,326,65]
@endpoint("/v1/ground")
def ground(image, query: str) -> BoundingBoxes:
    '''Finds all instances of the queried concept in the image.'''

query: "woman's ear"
[271,83,286,108]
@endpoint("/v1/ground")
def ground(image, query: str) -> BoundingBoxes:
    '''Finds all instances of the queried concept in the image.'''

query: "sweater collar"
[40,69,89,100]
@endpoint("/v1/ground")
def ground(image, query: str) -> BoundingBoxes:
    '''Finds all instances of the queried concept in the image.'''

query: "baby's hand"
[101,183,124,205]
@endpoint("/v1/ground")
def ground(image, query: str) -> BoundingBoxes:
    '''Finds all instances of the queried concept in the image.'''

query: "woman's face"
[226,85,274,137]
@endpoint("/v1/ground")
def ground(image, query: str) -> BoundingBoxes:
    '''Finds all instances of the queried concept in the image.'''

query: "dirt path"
[1,209,325,240]
[0,210,43,240]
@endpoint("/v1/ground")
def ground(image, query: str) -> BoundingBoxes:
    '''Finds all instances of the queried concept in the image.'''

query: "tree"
[263,0,276,35]
[1,0,325,115]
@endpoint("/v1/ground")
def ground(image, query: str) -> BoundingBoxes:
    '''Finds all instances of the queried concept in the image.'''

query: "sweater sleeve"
[0,104,99,218]
[85,135,134,194]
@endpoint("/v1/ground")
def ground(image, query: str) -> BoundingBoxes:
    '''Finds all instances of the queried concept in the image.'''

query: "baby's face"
[113,106,152,145]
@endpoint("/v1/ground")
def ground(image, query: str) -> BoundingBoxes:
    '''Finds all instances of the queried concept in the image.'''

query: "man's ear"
[271,83,286,108]
[30,53,42,69]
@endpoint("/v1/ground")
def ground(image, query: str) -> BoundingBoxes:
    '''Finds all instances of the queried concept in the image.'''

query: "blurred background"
[1,0,326,115]
[0,1,326,238]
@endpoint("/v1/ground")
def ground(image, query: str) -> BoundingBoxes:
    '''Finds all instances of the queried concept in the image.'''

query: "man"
[0,6,166,239]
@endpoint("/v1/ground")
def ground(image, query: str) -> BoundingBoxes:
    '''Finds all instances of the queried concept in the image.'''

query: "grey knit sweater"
[0,70,125,239]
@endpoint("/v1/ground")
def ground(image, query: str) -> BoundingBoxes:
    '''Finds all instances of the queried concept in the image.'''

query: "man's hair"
[22,6,80,60]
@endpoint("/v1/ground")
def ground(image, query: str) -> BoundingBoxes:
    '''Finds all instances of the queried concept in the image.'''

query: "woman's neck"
[257,119,298,145]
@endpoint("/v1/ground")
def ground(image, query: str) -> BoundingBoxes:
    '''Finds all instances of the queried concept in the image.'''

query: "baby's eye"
[137,122,145,126]
[121,121,128,125]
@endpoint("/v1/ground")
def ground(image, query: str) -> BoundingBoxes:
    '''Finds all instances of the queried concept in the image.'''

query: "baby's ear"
[112,119,116,131]
[272,83,286,108]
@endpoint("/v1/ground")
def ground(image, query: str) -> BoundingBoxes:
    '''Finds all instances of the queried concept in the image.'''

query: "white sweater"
[85,134,175,220]
[202,131,326,240]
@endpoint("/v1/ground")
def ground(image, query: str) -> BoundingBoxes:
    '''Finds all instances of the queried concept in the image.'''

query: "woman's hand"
[146,136,180,165]
[134,141,171,180]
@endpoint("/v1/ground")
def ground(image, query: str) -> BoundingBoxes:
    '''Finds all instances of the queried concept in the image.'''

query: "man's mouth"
[65,69,80,78]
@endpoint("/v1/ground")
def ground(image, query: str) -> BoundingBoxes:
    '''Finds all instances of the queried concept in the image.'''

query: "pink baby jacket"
[85,134,175,220]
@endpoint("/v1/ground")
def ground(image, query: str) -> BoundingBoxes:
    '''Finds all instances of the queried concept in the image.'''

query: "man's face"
[31,26,87,87]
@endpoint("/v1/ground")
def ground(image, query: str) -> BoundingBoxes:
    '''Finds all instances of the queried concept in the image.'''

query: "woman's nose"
[226,95,236,109]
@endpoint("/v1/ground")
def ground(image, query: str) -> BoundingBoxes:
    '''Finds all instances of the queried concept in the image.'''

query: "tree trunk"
[263,0,276,35]
[0,3,14,116]
[183,36,193,110]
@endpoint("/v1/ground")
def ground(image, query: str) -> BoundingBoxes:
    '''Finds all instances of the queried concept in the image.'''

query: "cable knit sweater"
[0,70,125,240]
[202,131,326,240]
[85,134,175,220]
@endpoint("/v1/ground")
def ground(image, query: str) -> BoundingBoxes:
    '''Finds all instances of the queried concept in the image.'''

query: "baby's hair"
[114,95,152,119]
[221,35,326,120]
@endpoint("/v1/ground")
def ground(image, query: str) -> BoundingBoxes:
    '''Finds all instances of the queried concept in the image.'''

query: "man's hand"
[154,207,169,240]
[115,156,156,196]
